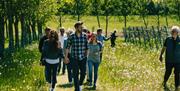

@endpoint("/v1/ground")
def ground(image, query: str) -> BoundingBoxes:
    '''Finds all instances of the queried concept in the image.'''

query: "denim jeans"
[88,60,100,86]
[72,57,87,91]
[45,63,59,88]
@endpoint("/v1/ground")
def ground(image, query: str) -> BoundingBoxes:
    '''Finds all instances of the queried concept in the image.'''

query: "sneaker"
[79,85,83,91]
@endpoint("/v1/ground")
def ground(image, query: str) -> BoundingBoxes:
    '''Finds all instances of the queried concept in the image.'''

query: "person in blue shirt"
[96,28,109,61]
[159,26,180,90]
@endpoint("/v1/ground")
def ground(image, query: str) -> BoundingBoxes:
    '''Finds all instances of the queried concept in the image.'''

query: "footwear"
[162,82,167,88]
[79,85,83,91]
[175,87,180,91]
[92,85,96,90]
[49,88,54,91]
[88,82,92,86]
[69,82,73,85]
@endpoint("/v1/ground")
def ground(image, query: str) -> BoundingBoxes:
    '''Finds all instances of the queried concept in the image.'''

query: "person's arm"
[38,37,44,53]
[159,38,167,62]
[159,47,166,62]
[64,36,72,64]
[59,48,65,59]
[103,36,110,41]
[85,37,89,57]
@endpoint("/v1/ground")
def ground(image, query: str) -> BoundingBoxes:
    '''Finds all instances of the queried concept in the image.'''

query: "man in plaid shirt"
[64,21,88,91]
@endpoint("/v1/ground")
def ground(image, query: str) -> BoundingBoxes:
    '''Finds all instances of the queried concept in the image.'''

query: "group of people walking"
[38,21,115,91]
[38,20,180,91]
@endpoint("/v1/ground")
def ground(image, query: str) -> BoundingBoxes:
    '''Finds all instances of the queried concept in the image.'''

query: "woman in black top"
[42,30,64,91]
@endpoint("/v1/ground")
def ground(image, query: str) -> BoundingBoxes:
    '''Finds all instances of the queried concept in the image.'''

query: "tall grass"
[99,39,175,91]
[0,43,47,91]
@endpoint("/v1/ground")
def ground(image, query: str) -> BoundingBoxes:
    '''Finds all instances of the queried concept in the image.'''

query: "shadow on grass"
[163,87,171,91]
[83,87,96,91]
[56,83,73,88]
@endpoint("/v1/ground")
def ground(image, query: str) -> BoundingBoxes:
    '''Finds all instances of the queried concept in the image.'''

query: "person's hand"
[39,61,44,66]
[159,55,163,62]
[64,56,70,64]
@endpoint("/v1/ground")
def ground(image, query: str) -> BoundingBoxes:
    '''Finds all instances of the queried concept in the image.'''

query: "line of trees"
[56,0,180,36]
[0,0,57,58]
[1,0,180,58]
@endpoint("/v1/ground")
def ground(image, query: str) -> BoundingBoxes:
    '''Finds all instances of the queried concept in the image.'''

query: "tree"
[7,0,14,51]
[136,0,149,28]
[0,0,5,58]
[113,0,133,28]
[74,0,89,21]
[91,0,102,28]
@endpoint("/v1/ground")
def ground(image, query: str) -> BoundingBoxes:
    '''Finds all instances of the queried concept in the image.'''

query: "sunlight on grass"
[99,39,175,91]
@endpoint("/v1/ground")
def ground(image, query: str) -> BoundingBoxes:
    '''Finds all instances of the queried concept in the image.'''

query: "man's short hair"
[97,28,103,32]
[45,27,51,31]
[74,21,83,28]
[60,27,65,32]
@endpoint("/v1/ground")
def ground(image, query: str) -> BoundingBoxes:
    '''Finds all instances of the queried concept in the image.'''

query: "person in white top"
[57,27,67,75]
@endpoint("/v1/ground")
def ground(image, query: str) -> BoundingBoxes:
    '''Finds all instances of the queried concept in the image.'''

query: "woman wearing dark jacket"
[42,30,64,91]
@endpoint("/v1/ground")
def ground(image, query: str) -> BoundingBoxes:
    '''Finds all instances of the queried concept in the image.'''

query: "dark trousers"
[111,39,116,47]
[100,53,102,62]
[88,60,100,85]
[67,57,73,82]
[45,63,59,88]
[164,63,180,88]
[72,57,87,91]
[57,58,66,74]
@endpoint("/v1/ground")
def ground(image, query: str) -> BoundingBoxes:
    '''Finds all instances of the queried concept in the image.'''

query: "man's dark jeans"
[72,57,87,91]
[164,62,180,88]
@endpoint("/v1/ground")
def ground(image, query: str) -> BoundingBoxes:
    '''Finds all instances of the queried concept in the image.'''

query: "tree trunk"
[14,15,19,48]
[27,20,32,44]
[31,19,37,41]
[165,15,168,27]
[157,15,160,29]
[142,16,148,28]
[8,14,14,51]
[59,15,62,27]
[97,15,101,28]
[5,18,9,39]
[105,15,108,37]
[124,15,127,29]
[0,16,5,58]
[37,20,43,39]
[76,0,80,21]
[20,15,26,47]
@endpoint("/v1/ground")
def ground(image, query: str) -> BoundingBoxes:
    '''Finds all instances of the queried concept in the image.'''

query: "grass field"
[0,38,177,91]
[1,15,179,91]
[99,39,176,91]
[46,15,180,33]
